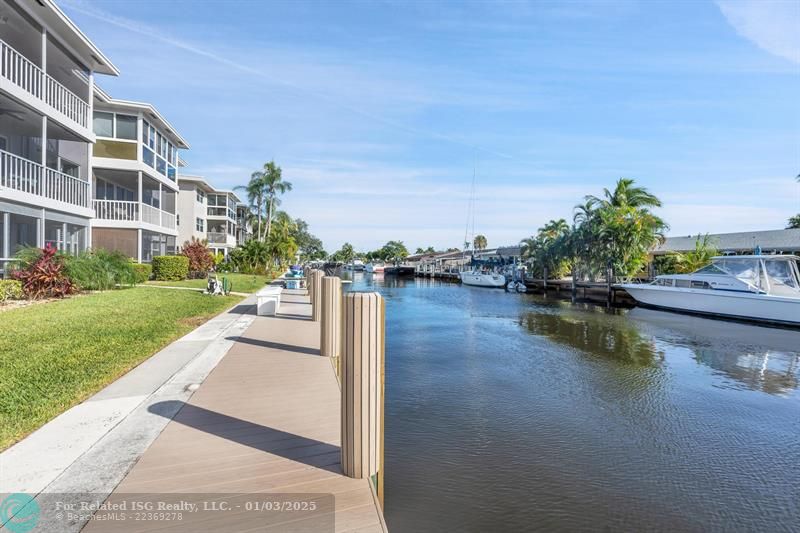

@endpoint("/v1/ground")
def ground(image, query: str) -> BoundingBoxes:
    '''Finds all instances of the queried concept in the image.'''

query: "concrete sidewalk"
[0,297,257,502]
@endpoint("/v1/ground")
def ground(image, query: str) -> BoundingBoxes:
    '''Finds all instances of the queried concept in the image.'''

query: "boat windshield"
[712,257,800,296]
[714,258,759,287]
[763,258,800,295]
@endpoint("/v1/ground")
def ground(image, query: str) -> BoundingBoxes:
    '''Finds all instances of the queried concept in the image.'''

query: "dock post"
[304,267,312,295]
[310,270,324,321]
[320,276,342,364]
[341,292,385,506]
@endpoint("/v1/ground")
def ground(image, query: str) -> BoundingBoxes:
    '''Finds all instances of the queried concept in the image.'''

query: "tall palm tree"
[234,171,266,239]
[262,161,292,241]
[473,234,487,251]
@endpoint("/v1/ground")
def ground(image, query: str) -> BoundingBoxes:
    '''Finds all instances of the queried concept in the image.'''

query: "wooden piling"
[320,276,342,361]
[341,292,385,507]
[310,270,324,322]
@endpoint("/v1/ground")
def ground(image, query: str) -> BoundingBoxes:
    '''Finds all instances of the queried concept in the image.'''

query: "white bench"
[256,286,283,316]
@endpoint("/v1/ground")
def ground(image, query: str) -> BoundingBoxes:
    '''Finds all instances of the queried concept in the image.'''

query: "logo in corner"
[0,493,40,533]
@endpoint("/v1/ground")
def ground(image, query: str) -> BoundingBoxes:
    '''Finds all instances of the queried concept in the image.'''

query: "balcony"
[0,39,89,130]
[0,148,90,210]
[93,200,176,231]
[207,232,227,244]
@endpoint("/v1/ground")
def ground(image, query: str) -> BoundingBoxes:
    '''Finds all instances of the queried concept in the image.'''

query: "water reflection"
[629,308,800,396]
[521,308,663,366]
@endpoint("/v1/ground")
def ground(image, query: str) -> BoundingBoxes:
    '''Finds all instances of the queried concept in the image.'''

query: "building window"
[93,112,114,137]
[116,115,138,140]
[196,218,204,232]
[196,190,205,203]
[143,147,155,167]
[176,214,180,226]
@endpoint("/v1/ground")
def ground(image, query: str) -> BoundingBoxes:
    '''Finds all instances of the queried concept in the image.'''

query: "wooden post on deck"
[310,270,324,322]
[341,292,385,507]
[320,276,342,360]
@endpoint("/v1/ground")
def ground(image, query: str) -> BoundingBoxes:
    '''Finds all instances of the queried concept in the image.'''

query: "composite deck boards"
[84,289,385,533]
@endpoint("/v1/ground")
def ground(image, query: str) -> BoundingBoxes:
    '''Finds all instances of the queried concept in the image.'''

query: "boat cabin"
[654,255,800,297]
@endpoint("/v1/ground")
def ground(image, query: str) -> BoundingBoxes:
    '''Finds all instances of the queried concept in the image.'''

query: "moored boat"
[385,265,415,276]
[619,255,800,326]
[365,262,385,273]
[460,270,506,288]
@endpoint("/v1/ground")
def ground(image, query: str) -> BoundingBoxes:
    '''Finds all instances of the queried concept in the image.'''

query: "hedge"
[132,263,153,284]
[0,280,24,302]
[151,256,189,281]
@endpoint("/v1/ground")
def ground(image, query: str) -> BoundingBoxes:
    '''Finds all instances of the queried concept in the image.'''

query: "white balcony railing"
[1,149,90,208]
[0,39,89,128]
[93,199,138,221]
[94,199,176,230]
[207,232,227,244]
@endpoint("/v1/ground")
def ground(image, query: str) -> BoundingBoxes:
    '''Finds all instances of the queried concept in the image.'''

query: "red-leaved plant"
[181,237,215,278]
[12,244,76,299]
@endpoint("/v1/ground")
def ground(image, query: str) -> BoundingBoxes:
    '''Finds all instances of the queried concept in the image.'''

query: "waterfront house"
[176,174,245,258]
[0,0,118,272]
[654,229,800,256]
[91,87,188,262]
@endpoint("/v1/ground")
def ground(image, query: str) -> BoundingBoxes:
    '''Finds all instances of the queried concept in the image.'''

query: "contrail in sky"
[61,0,514,160]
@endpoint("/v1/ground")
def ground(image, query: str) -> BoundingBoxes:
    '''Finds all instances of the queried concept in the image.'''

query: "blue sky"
[62,0,799,252]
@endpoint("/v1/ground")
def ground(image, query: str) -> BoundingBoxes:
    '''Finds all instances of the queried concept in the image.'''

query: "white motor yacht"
[460,270,506,288]
[620,255,800,326]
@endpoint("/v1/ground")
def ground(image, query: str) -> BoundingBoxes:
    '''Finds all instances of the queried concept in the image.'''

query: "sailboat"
[459,160,506,289]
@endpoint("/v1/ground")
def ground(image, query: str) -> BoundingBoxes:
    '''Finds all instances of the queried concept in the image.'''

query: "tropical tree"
[669,234,719,273]
[522,179,666,282]
[262,161,292,241]
[786,214,800,230]
[520,219,572,279]
[331,242,356,264]
[235,172,266,242]
[473,235,487,251]
[291,218,326,261]
[378,241,409,264]
[415,246,436,254]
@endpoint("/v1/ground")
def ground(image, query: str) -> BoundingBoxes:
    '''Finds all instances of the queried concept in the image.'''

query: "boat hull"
[620,285,800,326]
[460,272,506,288]
[385,266,415,276]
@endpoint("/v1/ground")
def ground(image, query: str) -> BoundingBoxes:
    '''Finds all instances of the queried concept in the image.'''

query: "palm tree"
[262,161,292,241]
[234,171,266,240]
[585,177,662,210]
[473,234,487,251]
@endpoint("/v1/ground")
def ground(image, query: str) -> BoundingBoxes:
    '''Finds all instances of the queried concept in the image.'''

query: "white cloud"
[716,0,800,64]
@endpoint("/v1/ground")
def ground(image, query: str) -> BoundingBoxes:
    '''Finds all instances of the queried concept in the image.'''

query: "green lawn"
[0,288,242,450]
[146,273,273,293]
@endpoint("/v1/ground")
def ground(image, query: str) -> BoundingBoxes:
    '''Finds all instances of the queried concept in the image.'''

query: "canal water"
[345,273,800,532]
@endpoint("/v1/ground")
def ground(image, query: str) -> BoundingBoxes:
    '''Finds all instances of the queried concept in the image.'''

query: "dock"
[83,289,387,533]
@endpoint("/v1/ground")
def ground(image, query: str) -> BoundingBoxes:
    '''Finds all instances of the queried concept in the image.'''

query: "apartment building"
[90,87,188,262]
[177,175,247,258]
[0,0,118,271]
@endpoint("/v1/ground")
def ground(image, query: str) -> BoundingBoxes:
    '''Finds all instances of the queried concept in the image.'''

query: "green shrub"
[0,280,24,302]
[65,249,136,291]
[132,263,152,284]
[152,256,189,281]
